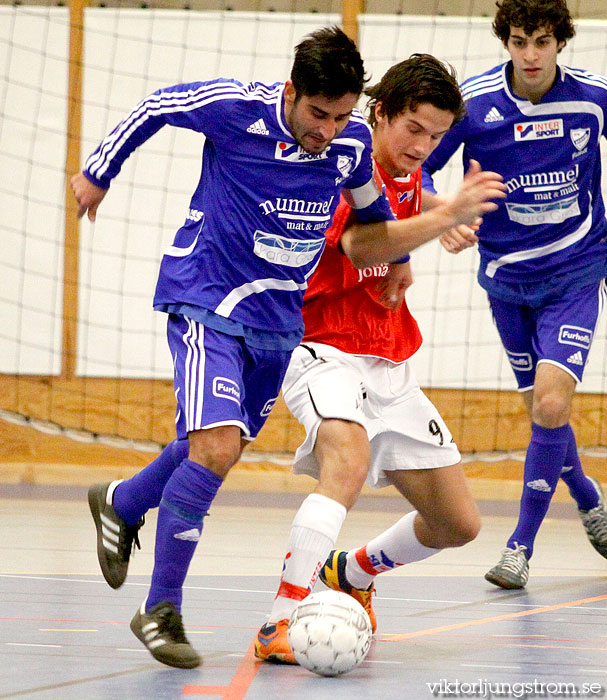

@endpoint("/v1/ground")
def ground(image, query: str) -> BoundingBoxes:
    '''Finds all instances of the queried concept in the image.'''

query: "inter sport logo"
[514,119,563,141]
[275,141,328,161]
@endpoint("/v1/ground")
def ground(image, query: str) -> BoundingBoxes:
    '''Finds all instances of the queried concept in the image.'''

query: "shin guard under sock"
[112,439,189,526]
[507,423,569,558]
[269,493,346,623]
[146,458,222,611]
[559,425,599,511]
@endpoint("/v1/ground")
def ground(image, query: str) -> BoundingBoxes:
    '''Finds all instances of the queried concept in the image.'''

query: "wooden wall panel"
[2,375,606,457]
[2,416,605,495]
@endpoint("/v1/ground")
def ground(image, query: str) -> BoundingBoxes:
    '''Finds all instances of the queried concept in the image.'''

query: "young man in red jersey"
[255,54,485,663]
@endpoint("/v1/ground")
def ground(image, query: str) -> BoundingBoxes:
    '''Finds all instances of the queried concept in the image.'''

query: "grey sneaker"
[485,543,529,589]
[88,481,143,589]
[578,476,607,559]
[130,601,201,668]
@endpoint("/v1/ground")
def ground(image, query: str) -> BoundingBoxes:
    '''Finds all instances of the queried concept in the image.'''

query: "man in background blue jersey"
[71,26,505,667]
[423,0,607,590]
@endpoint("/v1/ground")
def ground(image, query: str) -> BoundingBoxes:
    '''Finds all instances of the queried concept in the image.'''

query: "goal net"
[2,0,606,462]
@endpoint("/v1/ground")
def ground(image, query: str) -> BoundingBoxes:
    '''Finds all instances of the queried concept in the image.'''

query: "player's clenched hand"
[440,224,479,254]
[70,172,108,222]
[446,159,506,227]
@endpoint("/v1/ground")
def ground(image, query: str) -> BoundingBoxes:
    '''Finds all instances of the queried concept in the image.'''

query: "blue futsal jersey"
[83,79,391,337]
[423,62,607,293]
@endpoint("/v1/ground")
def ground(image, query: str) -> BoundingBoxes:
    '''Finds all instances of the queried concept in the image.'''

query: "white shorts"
[282,343,461,489]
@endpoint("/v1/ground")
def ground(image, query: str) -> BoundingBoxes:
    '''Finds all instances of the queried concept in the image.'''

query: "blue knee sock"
[559,425,599,511]
[146,458,223,612]
[112,439,189,525]
[508,423,569,558]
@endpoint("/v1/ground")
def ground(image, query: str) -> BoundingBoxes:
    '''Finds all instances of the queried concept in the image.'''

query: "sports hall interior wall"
[1,0,606,491]
[2,0,607,17]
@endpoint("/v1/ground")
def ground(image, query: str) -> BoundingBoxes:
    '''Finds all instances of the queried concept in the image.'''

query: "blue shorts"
[489,279,607,390]
[166,314,292,440]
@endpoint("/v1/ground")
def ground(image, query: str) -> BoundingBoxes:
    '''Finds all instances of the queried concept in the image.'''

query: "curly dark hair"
[290,26,367,100]
[492,0,575,45]
[365,54,465,129]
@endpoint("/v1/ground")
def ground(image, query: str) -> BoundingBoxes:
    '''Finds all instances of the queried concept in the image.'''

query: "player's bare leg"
[386,463,480,549]
[314,419,370,509]
[525,362,575,428]
[188,425,245,478]
[255,419,367,663]
[320,462,479,630]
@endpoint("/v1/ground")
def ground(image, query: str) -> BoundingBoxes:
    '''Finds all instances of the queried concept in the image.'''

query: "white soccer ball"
[287,590,372,676]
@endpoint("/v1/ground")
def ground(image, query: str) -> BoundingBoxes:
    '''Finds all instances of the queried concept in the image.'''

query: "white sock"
[345,510,440,590]
[269,493,346,623]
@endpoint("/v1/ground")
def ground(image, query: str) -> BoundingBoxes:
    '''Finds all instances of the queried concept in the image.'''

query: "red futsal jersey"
[302,161,423,362]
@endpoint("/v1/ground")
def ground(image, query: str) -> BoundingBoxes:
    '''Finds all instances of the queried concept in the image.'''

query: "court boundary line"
[182,641,260,699]
[382,593,607,642]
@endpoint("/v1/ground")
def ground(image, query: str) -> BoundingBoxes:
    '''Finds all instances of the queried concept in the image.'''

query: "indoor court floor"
[2,483,607,699]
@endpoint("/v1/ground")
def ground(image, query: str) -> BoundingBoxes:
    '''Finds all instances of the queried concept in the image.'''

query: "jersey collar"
[276,83,294,139]
[503,61,564,106]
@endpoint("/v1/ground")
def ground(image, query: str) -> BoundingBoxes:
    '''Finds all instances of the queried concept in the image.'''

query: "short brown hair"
[366,54,465,129]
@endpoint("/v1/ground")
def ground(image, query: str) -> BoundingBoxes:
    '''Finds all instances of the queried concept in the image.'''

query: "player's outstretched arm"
[70,172,108,222]
[342,160,505,268]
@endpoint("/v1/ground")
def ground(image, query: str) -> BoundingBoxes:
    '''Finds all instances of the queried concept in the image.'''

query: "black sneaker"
[130,601,201,668]
[88,481,143,589]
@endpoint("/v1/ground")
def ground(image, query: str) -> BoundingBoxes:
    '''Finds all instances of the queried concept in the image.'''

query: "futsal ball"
[287,590,372,676]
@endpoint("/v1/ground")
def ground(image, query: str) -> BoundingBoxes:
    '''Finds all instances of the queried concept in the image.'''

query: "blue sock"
[146,458,223,612]
[508,423,569,558]
[112,439,189,526]
[559,425,599,511]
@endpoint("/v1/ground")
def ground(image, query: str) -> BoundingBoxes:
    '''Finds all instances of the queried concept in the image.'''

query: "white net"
[2,2,607,456]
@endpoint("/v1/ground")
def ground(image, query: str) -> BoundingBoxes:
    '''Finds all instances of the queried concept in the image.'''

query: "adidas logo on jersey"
[566,350,584,366]
[247,118,269,135]
[484,107,504,123]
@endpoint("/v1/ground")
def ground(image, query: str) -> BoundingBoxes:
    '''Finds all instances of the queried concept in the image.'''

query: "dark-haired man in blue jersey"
[72,26,504,668]
[422,0,607,590]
